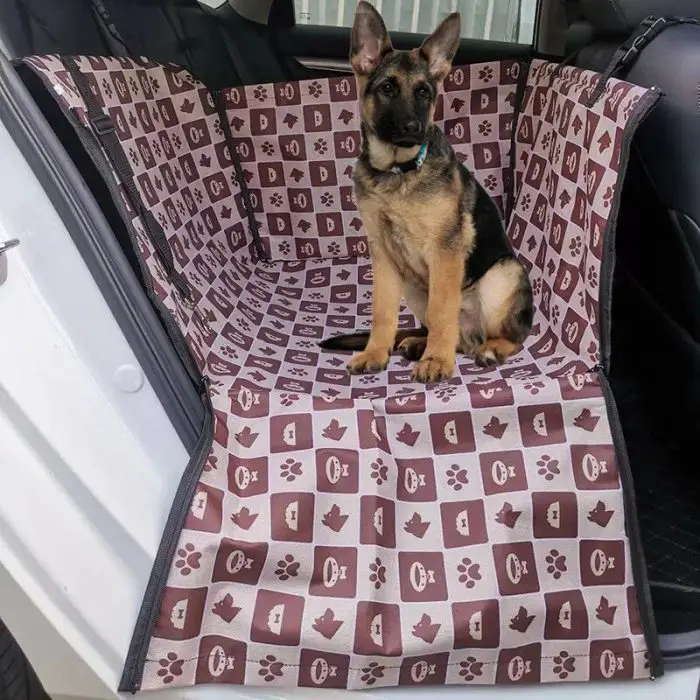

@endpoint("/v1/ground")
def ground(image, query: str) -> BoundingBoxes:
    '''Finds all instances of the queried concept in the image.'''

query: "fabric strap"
[61,55,192,300]
[586,15,699,104]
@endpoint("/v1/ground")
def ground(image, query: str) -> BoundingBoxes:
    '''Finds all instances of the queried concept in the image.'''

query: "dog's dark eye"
[379,81,394,96]
[415,85,431,100]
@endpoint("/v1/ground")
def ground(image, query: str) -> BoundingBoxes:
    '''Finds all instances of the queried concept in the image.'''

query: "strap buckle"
[618,16,667,68]
[90,112,115,136]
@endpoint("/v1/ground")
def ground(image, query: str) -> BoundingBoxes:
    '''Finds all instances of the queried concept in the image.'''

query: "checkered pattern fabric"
[21,54,657,691]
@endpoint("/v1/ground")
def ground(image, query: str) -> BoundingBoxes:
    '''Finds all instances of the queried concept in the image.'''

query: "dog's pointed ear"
[420,12,461,81]
[351,1,392,76]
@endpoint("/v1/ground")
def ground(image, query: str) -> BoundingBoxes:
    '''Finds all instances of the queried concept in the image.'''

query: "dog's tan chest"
[361,186,433,281]
[359,180,463,282]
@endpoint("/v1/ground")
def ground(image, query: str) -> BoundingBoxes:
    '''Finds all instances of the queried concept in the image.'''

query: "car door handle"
[0,238,19,286]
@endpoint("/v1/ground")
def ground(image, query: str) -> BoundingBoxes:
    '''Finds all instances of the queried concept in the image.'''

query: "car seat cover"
[20,54,659,690]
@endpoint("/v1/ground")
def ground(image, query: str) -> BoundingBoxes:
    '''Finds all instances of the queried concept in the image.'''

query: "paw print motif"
[274,554,300,581]
[541,132,551,150]
[434,384,457,403]
[537,454,560,481]
[157,212,169,229]
[360,374,380,384]
[175,543,201,576]
[177,200,186,215]
[478,120,492,136]
[253,85,268,102]
[602,186,614,208]
[314,138,328,155]
[308,81,324,98]
[279,393,299,407]
[370,458,389,485]
[258,655,284,682]
[361,662,385,686]
[587,340,599,363]
[270,192,284,208]
[320,192,335,207]
[261,141,275,156]
[213,117,223,136]
[149,76,160,92]
[524,381,545,395]
[298,339,314,347]
[522,193,532,211]
[478,66,494,82]
[278,241,291,255]
[588,266,598,287]
[457,558,482,589]
[221,345,238,360]
[545,549,567,580]
[551,305,561,325]
[128,76,140,94]
[569,236,582,256]
[327,242,341,255]
[362,290,373,300]
[172,134,183,150]
[152,140,162,158]
[280,458,302,482]
[157,652,184,684]
[459,657,484,682]
[484,174,498,191]
[101,77,113,98]
[289,367,307,377]
[369,558,387,590]
[194,188,204,203]
[128,147,140,166]
[238,318,251,332]
[554,143,562,164]
[553,651,576,679]
[446,466,469,491]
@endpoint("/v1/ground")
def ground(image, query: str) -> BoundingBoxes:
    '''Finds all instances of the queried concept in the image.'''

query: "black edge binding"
[119,391,214,692]
[597,83,663,677]
[0,53,203,450]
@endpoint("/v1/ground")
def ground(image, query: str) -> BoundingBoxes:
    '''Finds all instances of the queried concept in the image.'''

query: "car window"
[294,0,538,44]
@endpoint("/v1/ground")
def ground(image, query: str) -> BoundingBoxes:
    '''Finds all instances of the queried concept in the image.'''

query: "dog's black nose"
[399,120,421,136]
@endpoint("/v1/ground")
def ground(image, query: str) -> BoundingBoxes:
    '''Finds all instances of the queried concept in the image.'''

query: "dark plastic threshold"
[0,50,203,452]
[656,584,700,668]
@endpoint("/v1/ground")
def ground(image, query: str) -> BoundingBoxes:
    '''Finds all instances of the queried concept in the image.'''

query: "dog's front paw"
[412,356,455,383]
[347,348,390,375]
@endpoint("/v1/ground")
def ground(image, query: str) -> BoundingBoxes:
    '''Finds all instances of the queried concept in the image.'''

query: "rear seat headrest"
[579,0,700,35]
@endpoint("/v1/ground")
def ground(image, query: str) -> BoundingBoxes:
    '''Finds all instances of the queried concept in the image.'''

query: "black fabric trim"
[61,56,192,300]
[597,87,663,677]
[599,88,661,372]
[15,60,215,691]
[600,370,663,678]
[505,59,528,224]
[41,84,204,389]
[119,391,214,692]
[214,89,266,260]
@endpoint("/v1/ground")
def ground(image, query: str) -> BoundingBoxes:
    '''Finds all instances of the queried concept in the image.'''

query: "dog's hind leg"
[396,329,428,361]
[473,258,533,367]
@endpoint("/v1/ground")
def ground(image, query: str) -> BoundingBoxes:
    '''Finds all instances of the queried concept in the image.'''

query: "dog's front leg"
[412,252,463,383]
[347,238,402,375]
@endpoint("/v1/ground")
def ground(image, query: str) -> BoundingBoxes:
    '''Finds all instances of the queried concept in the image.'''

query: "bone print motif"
[20,56,656,690]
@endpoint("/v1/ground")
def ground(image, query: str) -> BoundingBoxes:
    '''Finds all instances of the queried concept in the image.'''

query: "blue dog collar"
[391,141,428,174]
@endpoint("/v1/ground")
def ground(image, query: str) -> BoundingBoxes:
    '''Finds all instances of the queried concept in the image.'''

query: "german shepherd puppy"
[319,1,533,383]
